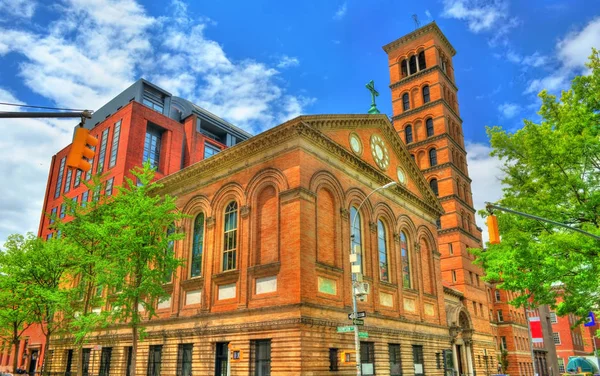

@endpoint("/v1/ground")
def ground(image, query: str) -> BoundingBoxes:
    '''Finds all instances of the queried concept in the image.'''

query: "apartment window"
[55,157,66,198]
[215,342,229,376]
[351,206,364,274]
[65,349,73,376]
[402,93,410,111]
[143,126,162,169]
[452,270,457,282]
[404,125,413,143]
[176,344,193,376]
[223,201,239,271]
[74,169,82,187]
[64,168,73,193]
[498,310,504,322]
[253,340,271,376]
[191,213,205,277]
[97,127,109,173]
[553,333,561,345]
[418,51,427,70]
[46,233,53,240]
[409,55,417,74]
[422,85,431,104]
[429,179,439,196]
[99,347,112,376]
[59,203,66,219]
[429,148,438,166]
[105,177,114,196]
[329,348,339,371]
[147,345,162,376]
[495,290,501,302]
[143,90,164,114]
[81,190,89,207]
[550,312,557,323]
[109,120,121,168]
[400,231,411,288]
[85,146,96,180]
[126,347,133,376]
[389,344,402,376]
[377,220,389,282]
[426,118,434,137]
[82,348,91,376]
[558,358,565,373]
[361,342,375,376]
[50,207,57,224]
[204,142,221,159]
[413,345,424,376]
[501,336,507,350]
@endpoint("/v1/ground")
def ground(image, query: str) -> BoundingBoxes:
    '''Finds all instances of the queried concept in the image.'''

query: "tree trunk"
[41,331,51,373]
[12,338,19,374]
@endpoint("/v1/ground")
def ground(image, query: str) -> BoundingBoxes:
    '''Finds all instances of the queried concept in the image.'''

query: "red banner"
[529,317,543,343]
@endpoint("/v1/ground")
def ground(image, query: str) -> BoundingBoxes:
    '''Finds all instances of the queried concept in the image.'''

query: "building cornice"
[444,286,464,298]
[382,21,457,56]
[421,162,473,184]
[438,226,483,245]
[406,133,467,156]
[389,65,458,93]
[392,98,463,125]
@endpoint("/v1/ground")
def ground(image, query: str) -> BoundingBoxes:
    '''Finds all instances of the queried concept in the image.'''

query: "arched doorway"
[449,309,475,376]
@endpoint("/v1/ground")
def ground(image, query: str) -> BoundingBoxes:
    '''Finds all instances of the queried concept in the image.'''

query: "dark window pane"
[405,125,413,143]
[402,93,410,111]
[423,86,430,104]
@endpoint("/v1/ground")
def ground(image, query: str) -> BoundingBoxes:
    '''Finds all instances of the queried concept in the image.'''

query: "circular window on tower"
[370,134,390,171]
[349,132,363,156]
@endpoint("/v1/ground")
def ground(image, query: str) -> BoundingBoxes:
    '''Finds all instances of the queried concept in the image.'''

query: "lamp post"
[349,181,397,376]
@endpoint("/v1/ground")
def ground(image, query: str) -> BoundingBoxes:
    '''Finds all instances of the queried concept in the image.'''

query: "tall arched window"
[429,178,439,196]
[422,85,430,104]
[400,231,411,288]
[418,51,427,70]
[350,206,363,273]
[223,201,238,271]
[190,213,204,277]
[401,59,408,78]
[426,118,434,137]
[429,148,438,166]
[409,55,417,75]
[402,93,410,111]
[404,125,413,144]
[377,220,389,282]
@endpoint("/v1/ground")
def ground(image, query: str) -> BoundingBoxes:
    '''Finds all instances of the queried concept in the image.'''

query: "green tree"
[0,234,37,373]
[102,163,184,373]
[474,49,600,317]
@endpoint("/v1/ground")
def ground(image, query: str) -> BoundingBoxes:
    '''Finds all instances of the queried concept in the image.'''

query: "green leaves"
[476,49,600,316]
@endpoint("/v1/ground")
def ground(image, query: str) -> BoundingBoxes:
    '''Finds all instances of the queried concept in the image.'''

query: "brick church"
[22,22,530,376]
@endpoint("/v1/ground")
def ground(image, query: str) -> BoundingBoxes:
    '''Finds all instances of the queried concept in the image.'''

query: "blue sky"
[1,0,599,242]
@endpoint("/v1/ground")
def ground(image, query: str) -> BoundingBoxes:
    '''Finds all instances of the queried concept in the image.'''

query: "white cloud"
[525,17,600,95]
[441,0,514,33]
[0,0,315,243]
[333,2,347,20]
[497,102,521,119]
[466,141,506,244]
[0,0,36,20]
[425,10,432,20]
[276,55,300,69]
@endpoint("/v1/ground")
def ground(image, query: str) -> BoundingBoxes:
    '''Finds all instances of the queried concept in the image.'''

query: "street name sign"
[337,326,354,333]
[358,332,368,339]
[348,311,367,319]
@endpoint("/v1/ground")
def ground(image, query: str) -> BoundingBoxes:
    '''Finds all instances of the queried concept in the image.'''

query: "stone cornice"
[421,162,473,184]
[438,226,483,245]
[392,98,463,125]
[444,286,464,298]
[438,194,476,214]
[382,21,456,56]
[406,133,466,156]
[389,65,458,93]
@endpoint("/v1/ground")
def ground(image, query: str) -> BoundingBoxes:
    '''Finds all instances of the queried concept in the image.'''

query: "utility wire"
[0,101,92,113]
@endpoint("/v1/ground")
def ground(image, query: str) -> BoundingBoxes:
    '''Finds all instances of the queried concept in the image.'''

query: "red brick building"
[550,309,600,372]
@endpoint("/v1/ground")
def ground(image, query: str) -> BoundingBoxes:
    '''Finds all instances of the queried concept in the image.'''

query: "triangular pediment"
[298,114,443,216]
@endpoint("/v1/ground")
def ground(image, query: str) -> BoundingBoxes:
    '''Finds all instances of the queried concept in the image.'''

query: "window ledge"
[212,269,240,284]
[248,262,280,278]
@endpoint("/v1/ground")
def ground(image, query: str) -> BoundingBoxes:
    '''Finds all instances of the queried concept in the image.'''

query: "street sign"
[352,319,365,326]
[348,311,367,320]
[358,332,368,339]
[337,326,355,333]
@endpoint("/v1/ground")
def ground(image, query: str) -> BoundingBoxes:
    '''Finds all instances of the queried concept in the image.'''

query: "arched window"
[429,148,438,166]
[409,55,417,75]
[377,220,389,282]
[402,93,410,111]
[422,85,430,104]
[401,59,408,78]
[164,223,175,283]
[350,206,363,273]
[442,59,447,74]
[400,231,411,288]
[426,118,434,137]
[430,178,439,196]
[190,213,204,277]
[404,125,413,144]
[418,51,426,70]
[223,201,238,271]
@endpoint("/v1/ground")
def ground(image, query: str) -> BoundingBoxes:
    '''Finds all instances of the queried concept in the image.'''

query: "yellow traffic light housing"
[487,215,500,244]
[340,350,356,365]
[66,127,98,172]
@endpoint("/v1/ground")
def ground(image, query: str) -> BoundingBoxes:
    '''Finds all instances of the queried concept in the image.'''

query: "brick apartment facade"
[550,308,600,373]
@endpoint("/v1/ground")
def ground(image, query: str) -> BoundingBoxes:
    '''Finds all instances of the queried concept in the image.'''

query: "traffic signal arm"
[66,127,98,172]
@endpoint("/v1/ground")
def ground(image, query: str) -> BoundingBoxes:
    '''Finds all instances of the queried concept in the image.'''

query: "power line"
[0,101,92,113]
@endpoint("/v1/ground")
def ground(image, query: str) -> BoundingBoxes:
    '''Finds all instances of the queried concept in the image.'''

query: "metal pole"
[0,110,92,118]
[349,181,396,376]
[485,203,600,240]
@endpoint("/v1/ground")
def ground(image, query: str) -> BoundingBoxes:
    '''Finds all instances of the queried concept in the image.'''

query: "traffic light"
[66,127,98,172]
[340,350,356,365]
[487,215,500,244]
